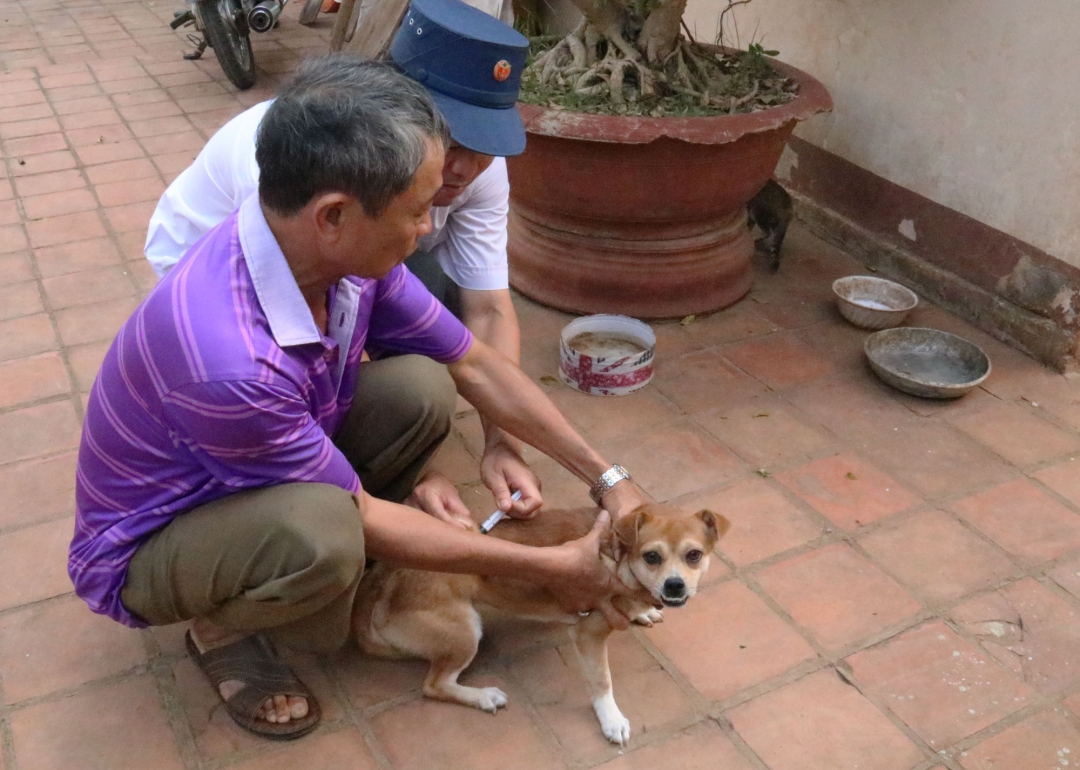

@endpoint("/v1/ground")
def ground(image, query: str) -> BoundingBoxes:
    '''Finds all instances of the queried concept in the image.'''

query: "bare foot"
[189,619,308,724]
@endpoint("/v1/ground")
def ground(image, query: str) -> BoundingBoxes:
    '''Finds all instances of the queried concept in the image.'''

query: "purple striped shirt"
[70,194,473,627]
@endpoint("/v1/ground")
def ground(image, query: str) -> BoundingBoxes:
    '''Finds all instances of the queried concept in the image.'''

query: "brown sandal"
[185,631,322,740]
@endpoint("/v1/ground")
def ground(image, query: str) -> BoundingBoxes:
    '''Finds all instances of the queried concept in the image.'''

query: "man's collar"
[237,193,323,347]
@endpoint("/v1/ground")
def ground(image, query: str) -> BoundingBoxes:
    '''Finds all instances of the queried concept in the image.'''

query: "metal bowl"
[864,327,991,399]
[833,276,919,330]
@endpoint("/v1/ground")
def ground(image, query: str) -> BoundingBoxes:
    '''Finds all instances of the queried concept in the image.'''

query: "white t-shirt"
[144,100,511,291]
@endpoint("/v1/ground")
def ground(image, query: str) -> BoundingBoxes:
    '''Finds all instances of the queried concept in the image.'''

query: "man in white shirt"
[145,0,540,528]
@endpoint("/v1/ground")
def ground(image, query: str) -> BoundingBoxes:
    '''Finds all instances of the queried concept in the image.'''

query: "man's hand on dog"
[601,480,652,523]
[480,437,542,518]
[548,509,631,630]
[406,471,474,529]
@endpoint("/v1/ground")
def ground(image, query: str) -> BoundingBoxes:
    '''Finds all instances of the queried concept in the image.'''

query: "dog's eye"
[642,551,662,566]
[685,550,703,565]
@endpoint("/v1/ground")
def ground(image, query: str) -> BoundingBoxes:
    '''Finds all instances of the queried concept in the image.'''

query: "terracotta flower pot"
[506,55,833,318]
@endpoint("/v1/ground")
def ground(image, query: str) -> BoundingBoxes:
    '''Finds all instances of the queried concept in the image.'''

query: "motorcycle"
[170,0,292,90]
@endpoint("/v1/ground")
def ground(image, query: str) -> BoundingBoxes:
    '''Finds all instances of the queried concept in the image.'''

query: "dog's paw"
[601,712,631,746]
[632,607,664,626]
[594,697,631,746]
[477,686,508,713]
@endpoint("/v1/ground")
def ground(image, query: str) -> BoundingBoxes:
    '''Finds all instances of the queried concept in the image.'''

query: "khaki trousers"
[121,354,456,652]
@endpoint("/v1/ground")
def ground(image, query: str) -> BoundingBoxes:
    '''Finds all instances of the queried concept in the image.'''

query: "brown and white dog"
[350,503,728,745]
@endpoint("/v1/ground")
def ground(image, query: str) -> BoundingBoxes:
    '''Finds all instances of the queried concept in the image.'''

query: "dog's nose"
[663,577,686,597]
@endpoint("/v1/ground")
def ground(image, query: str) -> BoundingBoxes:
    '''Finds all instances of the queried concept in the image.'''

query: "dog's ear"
[613,506,650,548]
[695,509,729,550]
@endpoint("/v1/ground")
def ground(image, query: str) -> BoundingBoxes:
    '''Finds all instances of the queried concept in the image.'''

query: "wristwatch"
[589,465,632,505]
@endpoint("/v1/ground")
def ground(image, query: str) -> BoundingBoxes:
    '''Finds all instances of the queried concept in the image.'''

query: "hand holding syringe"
[479,490,522,534]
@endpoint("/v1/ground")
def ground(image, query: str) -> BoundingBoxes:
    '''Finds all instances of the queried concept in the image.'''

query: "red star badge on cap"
[493,60,511,82]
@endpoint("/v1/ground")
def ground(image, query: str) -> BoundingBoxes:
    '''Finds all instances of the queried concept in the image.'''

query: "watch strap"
[589,465,631,505]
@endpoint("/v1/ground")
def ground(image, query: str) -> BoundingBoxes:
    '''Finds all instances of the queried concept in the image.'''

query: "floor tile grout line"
[0,591,79,625]
[489,656,602,770]
[0,662,153,717]
[0,509,75,539]
[144,650,212,770]
[313,656,399,770]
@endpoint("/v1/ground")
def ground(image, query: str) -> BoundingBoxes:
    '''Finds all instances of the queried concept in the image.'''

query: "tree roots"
[529,22,786,114]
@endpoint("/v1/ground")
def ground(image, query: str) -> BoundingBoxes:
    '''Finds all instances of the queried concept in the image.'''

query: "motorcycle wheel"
[201,0,257,89]
[299,0,322,25]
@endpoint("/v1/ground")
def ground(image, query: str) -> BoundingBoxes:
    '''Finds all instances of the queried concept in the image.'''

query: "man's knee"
[268,484,366,595]
[366,355,456,434]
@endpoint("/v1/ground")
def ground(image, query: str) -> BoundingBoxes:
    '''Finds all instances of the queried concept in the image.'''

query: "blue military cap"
[390,0,528,157]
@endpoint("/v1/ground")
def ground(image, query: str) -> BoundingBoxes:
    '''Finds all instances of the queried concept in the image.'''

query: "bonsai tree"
[520,0,795,116]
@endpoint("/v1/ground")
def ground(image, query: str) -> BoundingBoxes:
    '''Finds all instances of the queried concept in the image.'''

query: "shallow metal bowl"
[864,327,991,399]
[833,276,919,330]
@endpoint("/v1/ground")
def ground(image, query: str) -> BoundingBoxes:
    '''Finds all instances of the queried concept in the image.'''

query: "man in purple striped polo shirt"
[70,56,646,740]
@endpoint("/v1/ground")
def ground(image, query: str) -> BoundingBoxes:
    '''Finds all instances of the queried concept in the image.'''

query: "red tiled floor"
[33,236,124,278]
[84,156,160,185]
[857,510,1019,603]
[0,517,76,611]
[651,349,769,414]
[21,188,98,219]
[9,676,185,770]
[597,421,743,502]
[720,331,836,391]
[0,451,77,529]
[3,132,68,158]
[0,116,61,140]
[947,401,1080,467]
[67,339,112,392]
[951,479,1080,566]
[682,477,825,566]
[371,685,564,770]
[0,596,146,703]
[846,621,1033,749]
[1047,554,1080,603]
[0,400,81,466]
[728,669,926,770]
[60,108,125,131]
[546,385,682,444]
[0,352,71,408]
[0,253,32,285]
[0,281,42,321]
[647,580,817,702]
[74,137,147,166]
[0,224,30,256]
[0,7,1077,767]
[42,264,136,309]
[775,451,920,530]
[94,176,165,207]
[328,648,426,711]
[785,375,918,441]
[1034,458,1080,508]
[55,296,141,347]
[858,420,1018,501]
[103,199,159,232]
[683,305,779,348]
[754,543,922,651]
[65,122,132,148]
[227,729,380,770]
[515,634,696,763]
[594,721,758,769]
[694,392,835,471]
[25,209,108,248]
[959,709,1080,770]
[0,313,58,362]
[13,168,86,198]
[949,578,1080,695]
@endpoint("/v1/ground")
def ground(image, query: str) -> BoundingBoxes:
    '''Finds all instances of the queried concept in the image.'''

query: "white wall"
[683,0,1080,265]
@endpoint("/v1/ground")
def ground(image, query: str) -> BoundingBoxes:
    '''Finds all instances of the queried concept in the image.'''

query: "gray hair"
[256,54,449,216]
